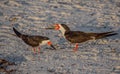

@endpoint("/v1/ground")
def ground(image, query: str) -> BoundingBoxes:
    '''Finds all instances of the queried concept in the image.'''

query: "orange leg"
[38,47,41,53]
[33,48,36,54]
[38,47,41,60]
[73,43,79,52]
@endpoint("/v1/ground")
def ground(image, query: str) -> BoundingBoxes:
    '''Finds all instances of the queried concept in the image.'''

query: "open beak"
[45,25,55,30]
[50,44,56,50]
[47,41,56,50]
[45,24,60,30]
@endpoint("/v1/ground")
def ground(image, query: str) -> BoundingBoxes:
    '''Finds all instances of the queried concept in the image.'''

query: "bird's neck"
[59,25,70,37]
[60,27,66,36]
[41,40,50,45]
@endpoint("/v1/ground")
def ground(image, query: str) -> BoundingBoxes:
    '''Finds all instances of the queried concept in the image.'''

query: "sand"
[0,0,120,74]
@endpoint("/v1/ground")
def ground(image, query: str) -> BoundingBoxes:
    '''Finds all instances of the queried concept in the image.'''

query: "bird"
[13,27,56,54]
[46,24,118,52]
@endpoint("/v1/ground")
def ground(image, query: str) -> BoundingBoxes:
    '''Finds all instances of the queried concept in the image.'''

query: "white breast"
[59,25,66,37]
[40,40,50,45]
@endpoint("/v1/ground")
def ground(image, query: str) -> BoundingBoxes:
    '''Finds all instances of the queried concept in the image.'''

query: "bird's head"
[47,41,56,50]
[46,24,70,35]
[41,40,56,50]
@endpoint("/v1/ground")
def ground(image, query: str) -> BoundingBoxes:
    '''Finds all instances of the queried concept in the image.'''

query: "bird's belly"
[25,43,39,47]
[23,40,39,47]
[66,38,90,43]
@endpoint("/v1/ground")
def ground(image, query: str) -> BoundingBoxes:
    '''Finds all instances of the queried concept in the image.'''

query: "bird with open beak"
[13,27,56,54]
[46,24,118,52]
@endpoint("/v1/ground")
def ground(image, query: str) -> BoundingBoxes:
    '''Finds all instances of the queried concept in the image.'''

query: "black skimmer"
[13,27,56,54]
[47,24,118,52]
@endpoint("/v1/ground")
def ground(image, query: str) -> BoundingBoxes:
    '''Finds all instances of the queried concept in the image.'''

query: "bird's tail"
[95,31,118,39]
[13,27,22,38]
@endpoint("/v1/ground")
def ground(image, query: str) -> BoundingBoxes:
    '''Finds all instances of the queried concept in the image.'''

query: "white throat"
[41,40,50,45]
[59,25,66,36]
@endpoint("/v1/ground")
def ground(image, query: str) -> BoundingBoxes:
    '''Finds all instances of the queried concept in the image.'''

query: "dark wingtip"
[13,27,22,38]
[95,31,118,39]
[105,32,118,37]
[13,27,15,31]
[13,27,17,33]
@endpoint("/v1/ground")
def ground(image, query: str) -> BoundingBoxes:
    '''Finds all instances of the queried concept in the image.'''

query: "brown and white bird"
[47,24,117,52]
[13,27,56,54]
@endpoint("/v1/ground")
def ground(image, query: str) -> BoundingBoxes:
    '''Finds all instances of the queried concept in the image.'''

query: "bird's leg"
[38,47,41,53]
[37,47,41,60]
[33,48,36,54]
[73,43,79,52]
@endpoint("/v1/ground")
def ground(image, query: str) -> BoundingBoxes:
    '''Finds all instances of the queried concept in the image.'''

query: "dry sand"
[0,0,120,74]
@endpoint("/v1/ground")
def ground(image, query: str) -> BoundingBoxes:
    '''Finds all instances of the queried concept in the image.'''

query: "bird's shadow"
[0,53,26,65]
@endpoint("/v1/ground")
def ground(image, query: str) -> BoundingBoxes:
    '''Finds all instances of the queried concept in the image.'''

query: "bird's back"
[13,27,49,47]
[21,35,49,47]
[65,31,92,43]
[64,31,117,43]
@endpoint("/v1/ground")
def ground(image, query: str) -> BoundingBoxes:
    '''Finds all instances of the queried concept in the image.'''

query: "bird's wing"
[65,31,91,43]
[30,35,49,41]
[86,31,117,39]
[21,35,40,47]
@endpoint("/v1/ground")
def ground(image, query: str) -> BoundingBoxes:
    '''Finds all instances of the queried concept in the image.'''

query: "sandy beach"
[0,0,120,74]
